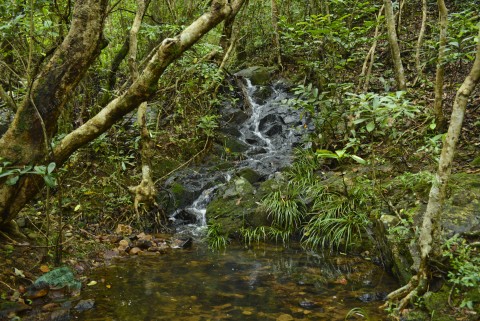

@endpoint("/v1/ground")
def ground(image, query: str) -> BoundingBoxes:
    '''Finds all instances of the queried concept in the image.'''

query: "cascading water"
[167,77,310,236]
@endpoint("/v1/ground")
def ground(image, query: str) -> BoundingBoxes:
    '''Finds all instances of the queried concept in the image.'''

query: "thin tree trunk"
[271,0,282,67]
[358,5,384,92]
[433,0,448,130]
[219,0,245,56]
[413,0,427,85]
[385,26,480,313]
[127,0,157,220]
[384,0,407,90]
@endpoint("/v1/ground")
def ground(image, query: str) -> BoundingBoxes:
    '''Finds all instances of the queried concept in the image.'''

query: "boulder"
[234,66,276,86]
[206,177,280,237]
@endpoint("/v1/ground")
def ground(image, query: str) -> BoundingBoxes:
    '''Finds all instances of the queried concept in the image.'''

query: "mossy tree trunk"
[384,0,407,90]
[0,0,246,231]
[384,26,480,314]
[433,0,448,130]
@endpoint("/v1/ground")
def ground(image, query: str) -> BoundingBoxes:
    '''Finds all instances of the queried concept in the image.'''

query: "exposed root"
[381,269,428,315]
[128,165,157,220]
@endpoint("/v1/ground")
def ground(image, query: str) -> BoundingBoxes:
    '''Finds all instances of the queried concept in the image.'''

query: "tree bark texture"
[271,0,282,67]
[0,0,246,230]
[0,0,109,227]
[414,0,427,83]
[384,0,407,90]
[433,0,448,130]
[127,0,157,218]
[419,26,480,260]
[385,26,480,313]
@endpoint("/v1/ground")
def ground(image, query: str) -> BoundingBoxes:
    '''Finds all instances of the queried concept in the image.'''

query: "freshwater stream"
[75,77,398,320]
[75,244,398,320]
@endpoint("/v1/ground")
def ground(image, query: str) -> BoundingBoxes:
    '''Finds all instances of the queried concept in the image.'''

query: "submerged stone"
[74,299,95,312]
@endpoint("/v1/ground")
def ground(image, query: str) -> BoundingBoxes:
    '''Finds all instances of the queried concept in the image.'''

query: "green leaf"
[315,149,338,159]
[366,121,375,132]
[353,118,367,124]
[47,162,56,174]
[335,150,346,158]
[429,122,437,130]
[351,155,366,164]
[6,176,19,185]
[34,165,46,175]
[43,175,57,188]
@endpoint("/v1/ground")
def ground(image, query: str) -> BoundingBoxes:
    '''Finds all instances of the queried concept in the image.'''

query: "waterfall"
[167,78,310,236]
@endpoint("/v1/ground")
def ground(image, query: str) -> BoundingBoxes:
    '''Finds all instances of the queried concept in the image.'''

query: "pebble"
[75,299,95,312]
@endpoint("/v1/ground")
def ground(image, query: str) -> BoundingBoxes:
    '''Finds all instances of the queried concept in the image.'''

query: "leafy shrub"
[443,236,480,309]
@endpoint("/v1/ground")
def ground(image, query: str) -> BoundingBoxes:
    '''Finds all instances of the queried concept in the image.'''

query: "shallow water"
[75,244,397,320]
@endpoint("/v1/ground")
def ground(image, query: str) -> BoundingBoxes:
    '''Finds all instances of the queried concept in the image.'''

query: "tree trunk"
[413,0,427,85]
[271,0,282,67]
[358,5,384,92]
[384,0,407,90]
[385,26,480,313]
[0,0,109,228]
[219,0,245,55]
[433,0,448,130]
[0,0,246,230]
[127,0,157,219]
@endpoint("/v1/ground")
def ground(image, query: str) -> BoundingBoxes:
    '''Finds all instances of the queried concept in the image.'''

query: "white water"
[171,79,308,235]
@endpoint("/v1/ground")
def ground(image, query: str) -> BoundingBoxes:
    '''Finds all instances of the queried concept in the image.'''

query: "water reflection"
[76,244,397,320]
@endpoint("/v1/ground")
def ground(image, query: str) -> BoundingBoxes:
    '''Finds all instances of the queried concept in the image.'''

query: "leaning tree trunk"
[384,26,480,313]
[384,0,407,90]
[0,0,109,231]
[0,0,246,231]
[433,0,448,130]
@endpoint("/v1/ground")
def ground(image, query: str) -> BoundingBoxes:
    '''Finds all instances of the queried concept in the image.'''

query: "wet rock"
[222,177,254,199]
[171,209,197,225]
[277,314,294,321]
[218,133,250,153]
[170,237,193,249]
[251,86,274,104]
[265,124,283,137]
[298,300,317,309]
[74,299,95,312]
[129,247,142,255]
[134,239,154,250]
[259,114,285,132]
[357,292,387,302]
[237,168,262,184]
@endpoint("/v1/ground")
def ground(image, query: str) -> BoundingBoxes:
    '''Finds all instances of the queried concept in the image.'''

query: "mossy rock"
[216,133,249,153]
[32,267,81,293]
[152,158,182,178]
[442,173,480,235]
[237,168,262,184]
[234,66,276,86]
[206,177,280,237]
[403,310,430,321]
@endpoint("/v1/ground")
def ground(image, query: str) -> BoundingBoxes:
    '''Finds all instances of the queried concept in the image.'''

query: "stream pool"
[75,243,398,320]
